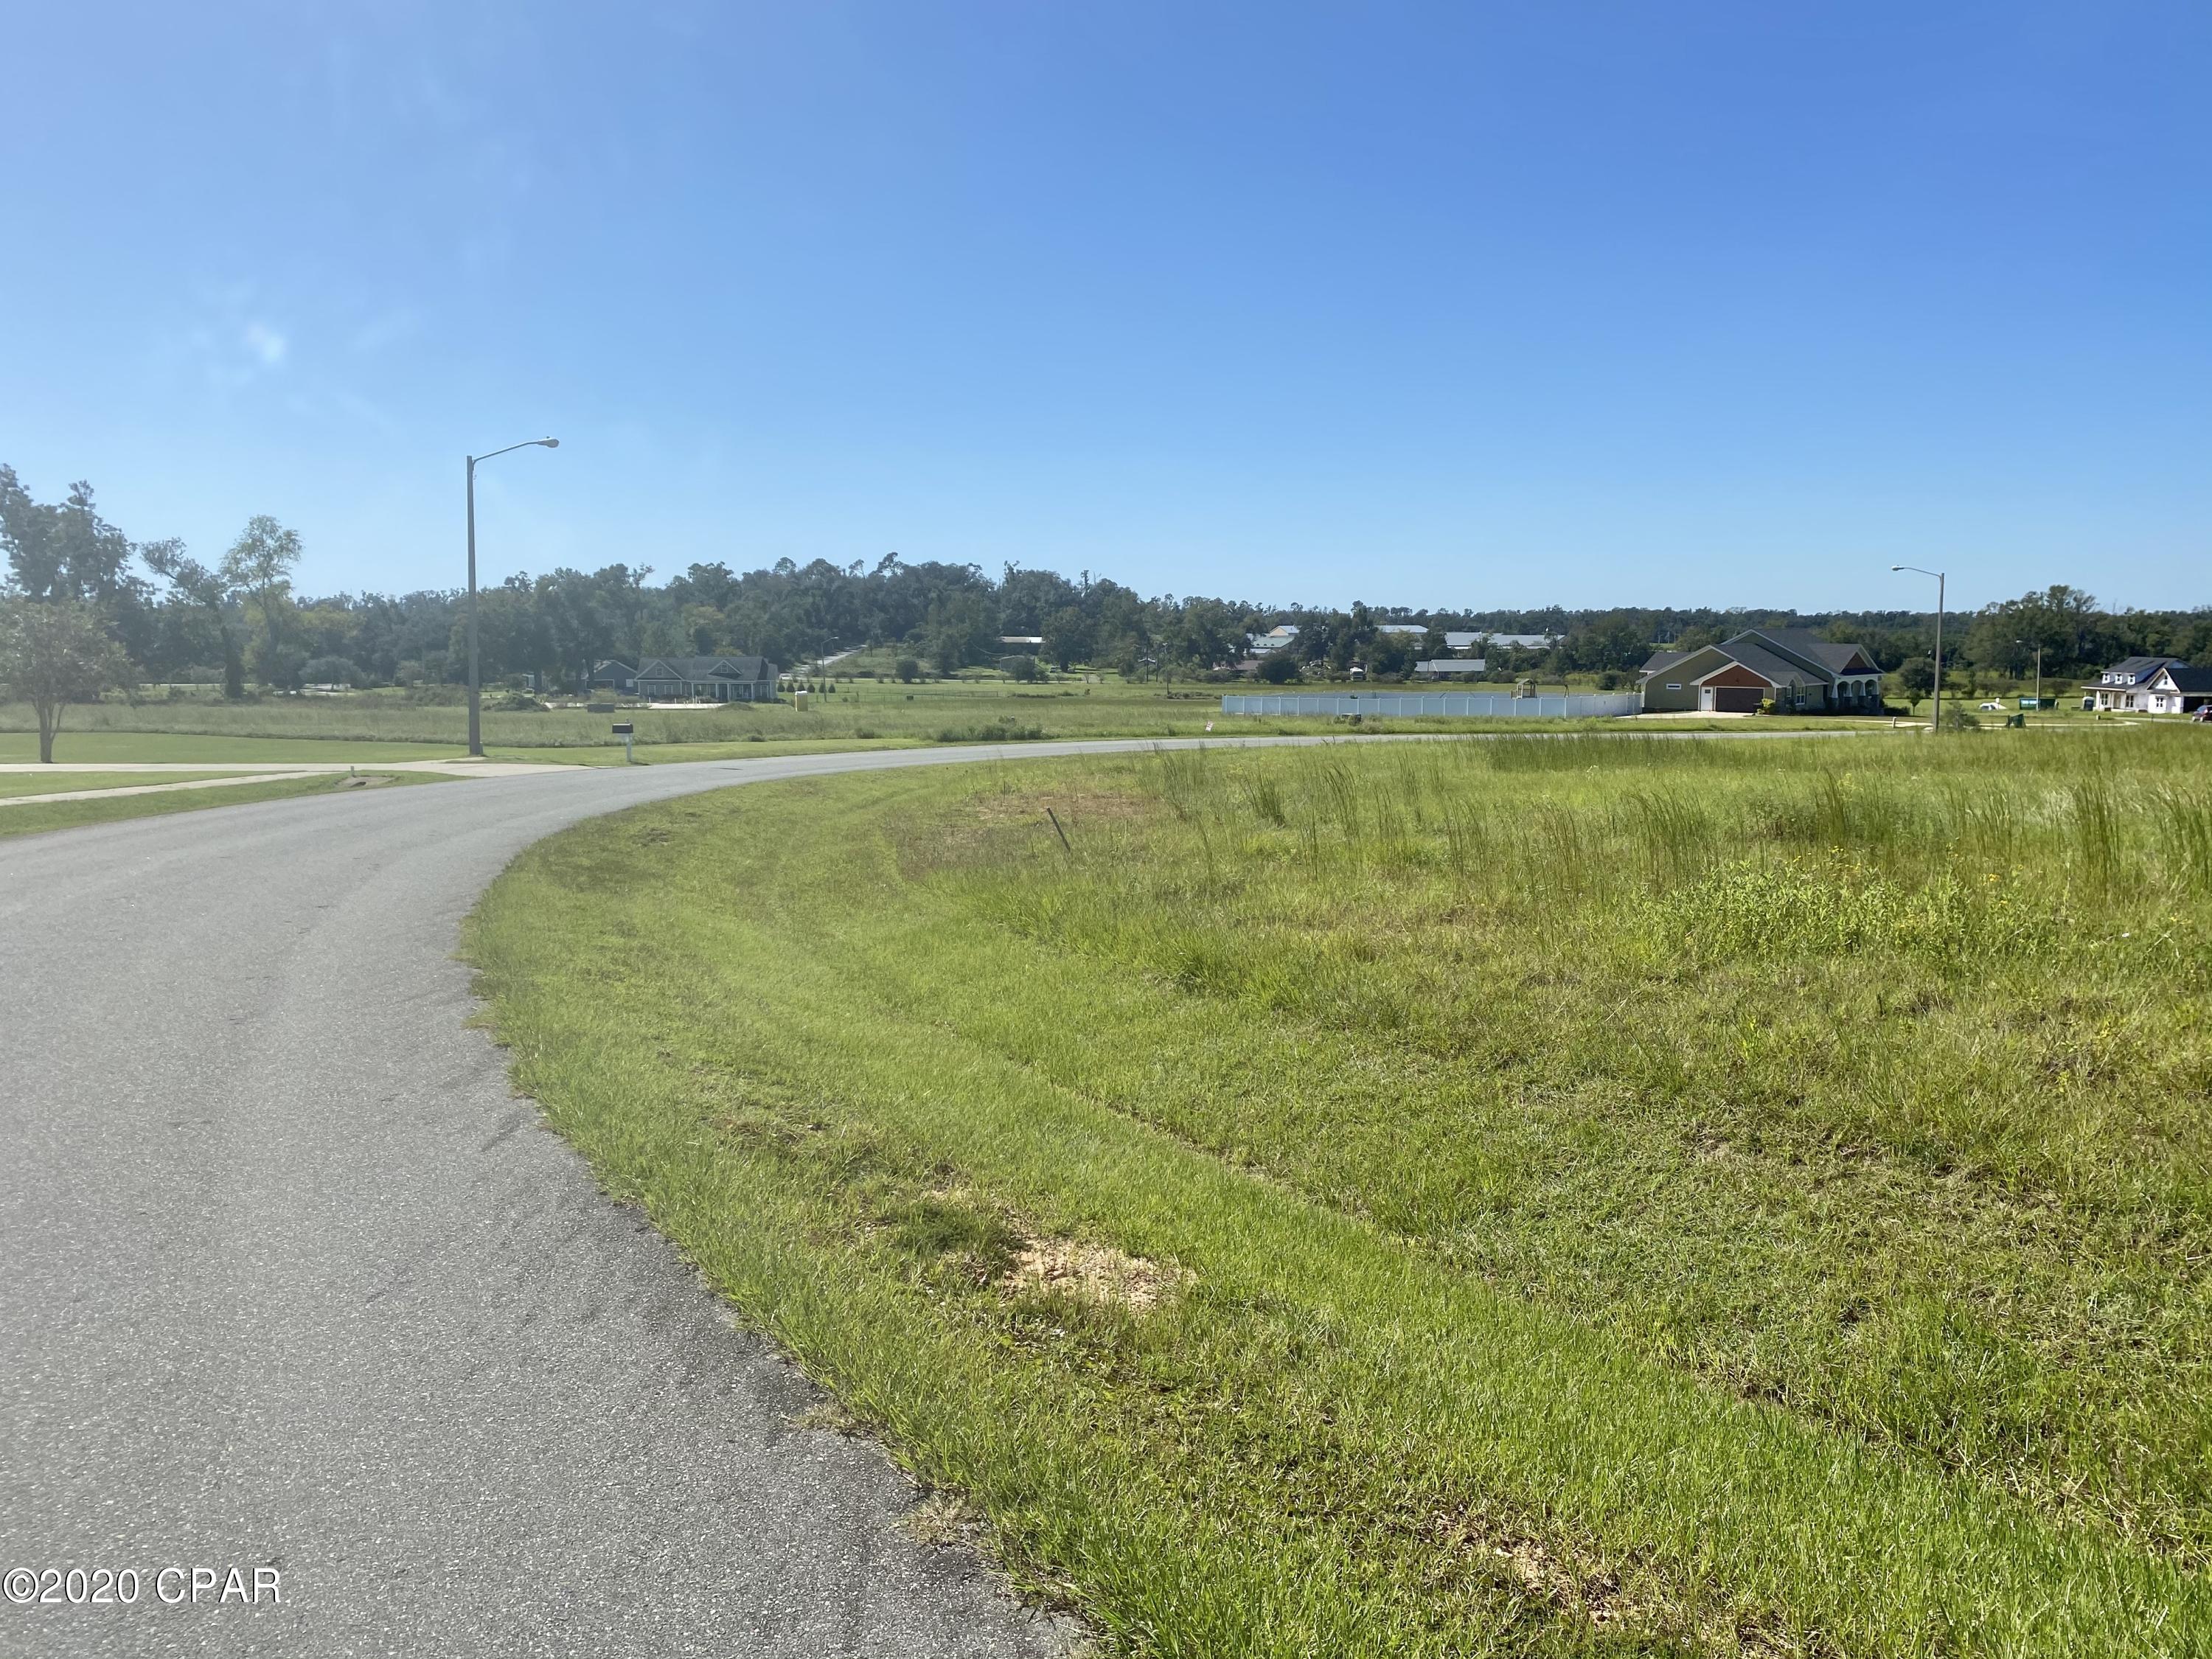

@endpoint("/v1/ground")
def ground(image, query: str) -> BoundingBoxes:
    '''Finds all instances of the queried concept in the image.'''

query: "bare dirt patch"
[1001,1237,1189,1311]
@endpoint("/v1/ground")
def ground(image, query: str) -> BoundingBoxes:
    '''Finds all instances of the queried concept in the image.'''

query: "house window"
[1664,682,1682,691]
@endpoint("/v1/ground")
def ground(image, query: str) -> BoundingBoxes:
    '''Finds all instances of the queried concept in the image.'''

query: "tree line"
[4,462,2207,746]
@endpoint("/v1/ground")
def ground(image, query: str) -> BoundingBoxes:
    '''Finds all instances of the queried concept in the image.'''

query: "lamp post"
[2015,637,2042,713]
[1892,565,1946,732]
[466,437,560,757]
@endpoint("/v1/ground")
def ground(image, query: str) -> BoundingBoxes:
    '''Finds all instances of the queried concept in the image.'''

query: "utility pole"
[2016,638,2043,713]
[464,437,560,757]
[1893,566,1947,731]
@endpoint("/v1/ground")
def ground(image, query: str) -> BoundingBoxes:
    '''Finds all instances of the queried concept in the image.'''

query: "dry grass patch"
[1001,1237,1190,1312]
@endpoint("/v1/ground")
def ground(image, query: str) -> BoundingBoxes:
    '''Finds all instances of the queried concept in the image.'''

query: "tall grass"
[467,726,2212,1654]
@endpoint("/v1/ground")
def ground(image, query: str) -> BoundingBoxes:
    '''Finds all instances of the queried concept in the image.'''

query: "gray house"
[1640,630,1882,714]
[633,655,779,703]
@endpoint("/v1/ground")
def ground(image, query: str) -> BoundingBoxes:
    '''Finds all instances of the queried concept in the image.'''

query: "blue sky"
[3,1,2206,612]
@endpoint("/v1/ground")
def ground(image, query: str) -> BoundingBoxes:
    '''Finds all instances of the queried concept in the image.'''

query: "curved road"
[1,731,1853,1655]
[3,742,1237,1658]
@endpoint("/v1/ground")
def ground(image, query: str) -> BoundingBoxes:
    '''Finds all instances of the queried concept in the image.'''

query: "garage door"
[1714,685,1764,713]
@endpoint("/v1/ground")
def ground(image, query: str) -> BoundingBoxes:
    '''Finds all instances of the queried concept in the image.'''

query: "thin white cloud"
[349,308,420,355]
[243,321,289,367]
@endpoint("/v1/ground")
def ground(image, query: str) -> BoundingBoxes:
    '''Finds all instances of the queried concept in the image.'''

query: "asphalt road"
[0,730,1866,1655]
[1,740,1243,1659]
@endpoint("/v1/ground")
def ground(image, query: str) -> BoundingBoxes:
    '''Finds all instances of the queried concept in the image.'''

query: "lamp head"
[538,437,560,449]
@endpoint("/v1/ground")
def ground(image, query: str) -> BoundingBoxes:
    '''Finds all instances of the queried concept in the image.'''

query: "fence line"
[1221,692,1641,719]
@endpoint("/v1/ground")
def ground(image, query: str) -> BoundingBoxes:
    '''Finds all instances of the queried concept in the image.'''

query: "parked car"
[2194,705,2212,723]
[1978,700,2004,712]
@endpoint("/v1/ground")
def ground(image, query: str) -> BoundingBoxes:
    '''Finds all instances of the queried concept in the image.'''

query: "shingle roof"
[1642,650,1692,675]
[2099,655,2178,682]
[637,655,773,679]
[1749,628,1868,674]
[2152,662,2212,692]
[1711,639,1824,688]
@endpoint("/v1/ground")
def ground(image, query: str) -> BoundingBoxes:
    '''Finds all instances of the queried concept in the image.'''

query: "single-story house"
[633,655,779,703]
[1413,658,1490,677]
[588,658,636,693]
[2084,656,2212,713]
[1462,632,1557,653]
[1247,625,1301,654]
[1639,629,1882,714]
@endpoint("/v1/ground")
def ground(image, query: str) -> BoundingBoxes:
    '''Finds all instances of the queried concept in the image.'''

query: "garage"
[1697,661,1778,713]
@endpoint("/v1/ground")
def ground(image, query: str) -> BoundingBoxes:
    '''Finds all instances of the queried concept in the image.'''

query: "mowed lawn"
[0,769,443,838]
[0,728,473,765]
[0,681,1897,767]
[0,770,240,798]
[464,729,2212,1655]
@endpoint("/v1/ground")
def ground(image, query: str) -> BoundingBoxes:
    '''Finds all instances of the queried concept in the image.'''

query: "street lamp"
[2014,637,2043,713]
[1891,565,1946,732]
[466,438,560,757]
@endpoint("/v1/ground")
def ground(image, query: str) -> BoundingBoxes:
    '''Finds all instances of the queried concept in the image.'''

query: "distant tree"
[1896,655,1937,700]
[894,655,921,683]
[923,591,997,675]
[1255,653,1301,684]
[999,654,1040,681]
[0,597,131,762]
[220,516,302,671]
[1963,583,2105,678]
[142,539,248,699]
[302,654,366,688]
[1367,632,1415,678]
[0,469,138,605]
[1040,605,1094,671]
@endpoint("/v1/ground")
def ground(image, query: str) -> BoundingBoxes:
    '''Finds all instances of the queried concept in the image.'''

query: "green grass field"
[0,728,478,765]
[0,681,1910,767]
[465,726,2212,1655]
[0,770,240,799]
[0,770,440,839]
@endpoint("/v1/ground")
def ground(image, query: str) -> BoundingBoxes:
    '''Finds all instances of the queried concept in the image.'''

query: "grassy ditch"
[464,728,2212,1655]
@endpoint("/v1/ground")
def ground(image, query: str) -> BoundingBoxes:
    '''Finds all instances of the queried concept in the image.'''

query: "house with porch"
[2084,657,2212,714]
[1639,630,1883,714]
[632,655,779,703]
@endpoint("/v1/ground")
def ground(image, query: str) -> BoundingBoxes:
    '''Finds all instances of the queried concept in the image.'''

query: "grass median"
[0,770,444,839]
[464,727,2212,1655]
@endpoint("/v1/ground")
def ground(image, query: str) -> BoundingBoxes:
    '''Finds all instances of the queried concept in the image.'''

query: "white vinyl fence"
[1221,692,1641,718]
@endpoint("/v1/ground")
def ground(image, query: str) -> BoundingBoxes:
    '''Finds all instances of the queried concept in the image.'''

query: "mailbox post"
[612,721,635,765]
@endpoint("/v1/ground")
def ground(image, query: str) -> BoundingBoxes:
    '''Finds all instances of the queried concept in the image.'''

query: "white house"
[2146,663,2212,714]
[1441,631,1555,653]
[2084,656,2212,713]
